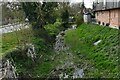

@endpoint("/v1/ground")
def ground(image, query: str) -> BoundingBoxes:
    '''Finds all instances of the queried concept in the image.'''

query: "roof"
[93,0,120,11]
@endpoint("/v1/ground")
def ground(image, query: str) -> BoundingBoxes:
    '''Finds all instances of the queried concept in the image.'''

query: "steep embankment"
[64,23,119,78]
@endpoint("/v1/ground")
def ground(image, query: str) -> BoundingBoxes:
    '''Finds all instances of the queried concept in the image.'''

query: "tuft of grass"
[64,23,119,78]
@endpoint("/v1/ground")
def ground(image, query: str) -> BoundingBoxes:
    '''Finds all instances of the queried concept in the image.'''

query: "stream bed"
[51,25,84,79]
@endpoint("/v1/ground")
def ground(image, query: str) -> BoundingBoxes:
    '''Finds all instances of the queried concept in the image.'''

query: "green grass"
[1,27,33,58]
[10,48,55,78]
[64,23,119,78]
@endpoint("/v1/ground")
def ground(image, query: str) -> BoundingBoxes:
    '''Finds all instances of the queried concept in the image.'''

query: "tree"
[21,2,58,30]
[69,2,85,26]
[21,2,60,44]
[22,2,43,29]
[2,2,25,25]
[41,2,58,24]
[60,2,70,29]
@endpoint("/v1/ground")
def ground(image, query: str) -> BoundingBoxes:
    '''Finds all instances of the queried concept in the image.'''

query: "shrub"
[74,14,83,27]
[44,19,62,37]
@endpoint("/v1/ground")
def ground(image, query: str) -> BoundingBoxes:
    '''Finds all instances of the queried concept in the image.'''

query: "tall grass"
[64,23,119,78]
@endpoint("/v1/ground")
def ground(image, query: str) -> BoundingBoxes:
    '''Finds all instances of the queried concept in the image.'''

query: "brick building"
[93,0,120,29]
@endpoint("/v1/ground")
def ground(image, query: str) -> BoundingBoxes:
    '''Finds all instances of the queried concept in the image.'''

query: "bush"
[74,14,83,27]
[44,19,62,37]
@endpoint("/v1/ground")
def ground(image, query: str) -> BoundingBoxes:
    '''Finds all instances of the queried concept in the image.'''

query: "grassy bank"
[1,21,64,78]
[64,23,119,78]
[1,27,55,76]
[1,29,55,77]
[1,26,61,78]
[1,27,33,57]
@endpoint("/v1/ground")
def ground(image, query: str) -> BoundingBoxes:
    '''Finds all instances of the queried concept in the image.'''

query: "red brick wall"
[96,10,109,24]
[109,9,119,27]
[118,9,120,26]
[95,9,120,28]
